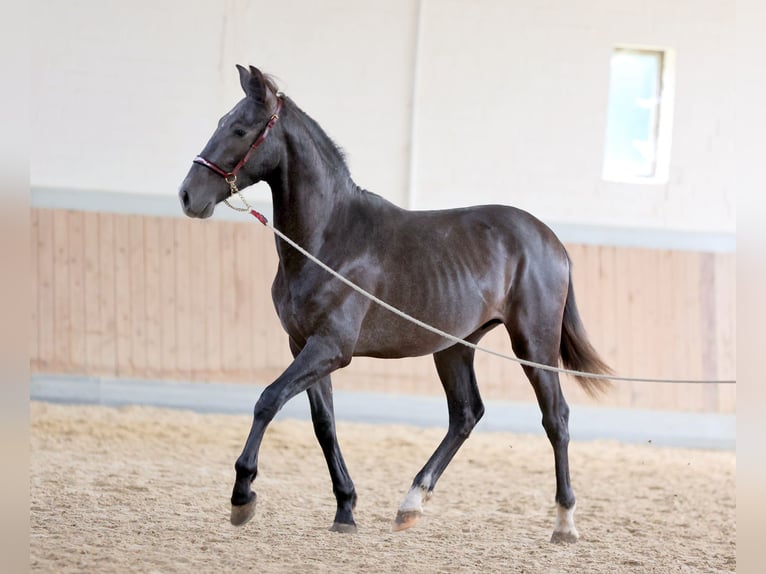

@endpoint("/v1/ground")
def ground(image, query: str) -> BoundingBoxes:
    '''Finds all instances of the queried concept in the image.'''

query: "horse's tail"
[559,258,613,397]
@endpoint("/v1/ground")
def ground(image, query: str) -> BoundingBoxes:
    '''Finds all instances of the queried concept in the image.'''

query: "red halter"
[193,97,283,181]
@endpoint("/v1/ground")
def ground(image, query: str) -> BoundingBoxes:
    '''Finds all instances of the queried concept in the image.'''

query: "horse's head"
[179,65,281,218]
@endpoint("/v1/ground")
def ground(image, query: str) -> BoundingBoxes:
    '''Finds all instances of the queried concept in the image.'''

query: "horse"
[178,65,612,543]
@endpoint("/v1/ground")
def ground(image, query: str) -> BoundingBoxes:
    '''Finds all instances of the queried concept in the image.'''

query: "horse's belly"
[352,254,508,358]
[353,298,497,359]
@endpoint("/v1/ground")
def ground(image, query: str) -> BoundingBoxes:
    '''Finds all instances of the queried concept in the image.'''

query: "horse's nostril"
[180,189,191,210]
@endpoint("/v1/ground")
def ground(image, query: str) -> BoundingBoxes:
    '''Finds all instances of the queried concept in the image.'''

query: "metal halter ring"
[225,175,239,194]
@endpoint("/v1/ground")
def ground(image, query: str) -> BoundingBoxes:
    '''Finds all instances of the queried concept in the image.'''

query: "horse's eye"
[234,128,247,137]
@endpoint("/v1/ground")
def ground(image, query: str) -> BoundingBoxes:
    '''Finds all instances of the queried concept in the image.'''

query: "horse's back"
[345,199,570,358]
[376,201,567,267]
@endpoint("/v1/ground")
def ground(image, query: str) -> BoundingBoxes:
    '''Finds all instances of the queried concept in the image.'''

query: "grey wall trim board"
[31,187,735,252]
[31,374,735,450]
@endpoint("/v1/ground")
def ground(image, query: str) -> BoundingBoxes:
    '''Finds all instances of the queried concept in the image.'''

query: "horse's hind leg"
[528,367,578,544]
[306,375,358,533]
[393,342,485,531]
[506,299,579,543]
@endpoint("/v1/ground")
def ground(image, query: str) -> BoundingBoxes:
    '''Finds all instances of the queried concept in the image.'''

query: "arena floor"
[30,401,735,573]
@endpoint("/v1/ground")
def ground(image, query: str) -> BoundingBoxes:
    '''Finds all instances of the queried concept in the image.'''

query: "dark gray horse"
[179,65,611,543]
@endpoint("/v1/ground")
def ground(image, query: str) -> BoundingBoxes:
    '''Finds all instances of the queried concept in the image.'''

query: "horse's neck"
[266,107,357,257]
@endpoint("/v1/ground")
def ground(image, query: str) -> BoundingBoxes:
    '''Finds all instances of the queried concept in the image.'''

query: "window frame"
[602,45,676,185]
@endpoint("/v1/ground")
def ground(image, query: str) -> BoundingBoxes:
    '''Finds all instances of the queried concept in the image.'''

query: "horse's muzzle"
[179,188,215,219]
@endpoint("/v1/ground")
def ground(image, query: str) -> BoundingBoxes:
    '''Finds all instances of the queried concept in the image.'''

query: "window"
[602,47,674,183]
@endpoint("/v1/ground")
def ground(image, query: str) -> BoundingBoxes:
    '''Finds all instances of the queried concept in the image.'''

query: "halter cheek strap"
[193,97,283,194]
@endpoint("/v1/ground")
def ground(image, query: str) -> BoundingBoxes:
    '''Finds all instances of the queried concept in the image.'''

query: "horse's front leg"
[306,376,358,532]
[230,336,351,526]
[288,338,358,533]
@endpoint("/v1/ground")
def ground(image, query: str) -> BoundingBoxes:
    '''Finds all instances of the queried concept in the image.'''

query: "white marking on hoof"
[398,485,430,514]
[393,484,431,532]
[550,503,579,544]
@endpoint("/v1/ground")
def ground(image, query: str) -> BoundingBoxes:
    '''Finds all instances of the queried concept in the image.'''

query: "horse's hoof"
[392,510,421,532]
[329,522,358,534]
[550,530,579,544]
[230,498,257,526]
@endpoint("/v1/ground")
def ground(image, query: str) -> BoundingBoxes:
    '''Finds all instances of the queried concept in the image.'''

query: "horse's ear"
[236,64,267,100]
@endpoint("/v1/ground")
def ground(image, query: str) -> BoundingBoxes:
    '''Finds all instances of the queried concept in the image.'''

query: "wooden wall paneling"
[397,358,418,396]
[373,359,391,395]
[203,222,222,378]
[187,221,208,377]
[676,252,705,411]
[715,253,736,413]
[611,245,635,408]
[219,221,239,372]
[582,243,610,407]
[406,361,422,396]
[113,214,132,376]
[30,210,40,367]
[582,244,606,358]
[28,207,736,413]
[381,358,403,395]
[386,359,403,395]
[128,215,147,373]
[370,359,391,395]
[627,248,654,409]
[687,252,707,410]
[36,210,55,371]
[188,219,207,378]
[627,247,653,408]
[52,210,71,371]
[672,252,701,411]
[365,357,388,395]
[394,359,414,396]
[233,222,254,373]
[655,249,678,412]
[144,216,162,378]
[649,248,673,409]
[173,218,192,380]
[364,358,391,395]
[82,212,101,374]
[668,250,686,384]
[249,225,268,378]
[715,253,736,412]
[587,245,612,408]
[97,213,117,375]
[159,217,177,378]
[385,359,405,396]
[698,252,720,411]
[67,211,86,371]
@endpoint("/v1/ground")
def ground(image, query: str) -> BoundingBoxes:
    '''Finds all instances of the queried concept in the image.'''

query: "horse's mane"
[262,73,280,101]
[273,89,351,179]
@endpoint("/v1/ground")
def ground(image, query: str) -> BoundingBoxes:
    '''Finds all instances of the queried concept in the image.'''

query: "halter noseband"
[193,97,283,195]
